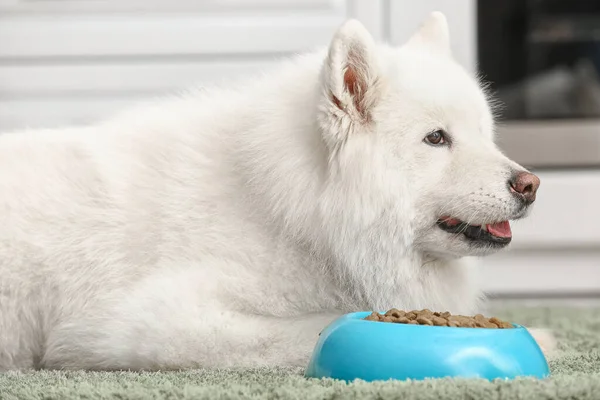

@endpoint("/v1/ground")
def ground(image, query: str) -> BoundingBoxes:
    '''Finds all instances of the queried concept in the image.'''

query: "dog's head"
[318,13,539,259]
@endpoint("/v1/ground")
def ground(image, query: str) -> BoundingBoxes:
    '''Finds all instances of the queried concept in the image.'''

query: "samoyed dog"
[0,12,554,371]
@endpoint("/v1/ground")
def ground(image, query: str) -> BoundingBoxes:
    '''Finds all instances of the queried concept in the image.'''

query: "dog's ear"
[319,19,381,143]
[406,11,451,57]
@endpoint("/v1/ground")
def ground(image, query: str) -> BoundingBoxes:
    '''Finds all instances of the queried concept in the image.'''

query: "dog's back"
[0,52,344,369]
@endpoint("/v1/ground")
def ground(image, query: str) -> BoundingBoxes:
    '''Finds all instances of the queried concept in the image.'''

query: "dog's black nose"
[509,171,540,204]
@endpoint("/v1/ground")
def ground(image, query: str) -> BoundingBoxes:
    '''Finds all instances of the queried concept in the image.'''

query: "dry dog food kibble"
[364,308,513,328]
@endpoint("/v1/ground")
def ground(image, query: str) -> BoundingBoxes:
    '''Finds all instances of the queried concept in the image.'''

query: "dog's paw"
[527,328,557,358]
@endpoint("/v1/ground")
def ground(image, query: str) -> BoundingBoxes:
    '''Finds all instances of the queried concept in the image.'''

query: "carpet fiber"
[2,306,599,400]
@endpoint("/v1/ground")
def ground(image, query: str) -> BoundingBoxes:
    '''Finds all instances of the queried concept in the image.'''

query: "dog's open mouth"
[437,217,512,246]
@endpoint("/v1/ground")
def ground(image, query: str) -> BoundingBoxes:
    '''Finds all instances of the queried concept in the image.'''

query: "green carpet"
[2,306,599,400]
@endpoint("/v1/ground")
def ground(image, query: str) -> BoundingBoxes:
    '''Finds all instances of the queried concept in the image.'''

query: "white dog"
[0,12,554,371]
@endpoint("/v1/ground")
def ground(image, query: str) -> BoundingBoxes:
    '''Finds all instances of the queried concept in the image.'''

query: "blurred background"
[0,0,598,301]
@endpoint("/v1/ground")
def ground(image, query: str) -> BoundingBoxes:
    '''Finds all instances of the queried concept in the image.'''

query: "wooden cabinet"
[481,170,600,297]
[0,0,389,130]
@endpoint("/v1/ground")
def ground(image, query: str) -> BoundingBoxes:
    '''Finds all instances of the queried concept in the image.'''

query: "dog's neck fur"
[203,51,482,314]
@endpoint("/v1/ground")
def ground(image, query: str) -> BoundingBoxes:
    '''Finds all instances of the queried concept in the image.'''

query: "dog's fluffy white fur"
[0,13,554,371]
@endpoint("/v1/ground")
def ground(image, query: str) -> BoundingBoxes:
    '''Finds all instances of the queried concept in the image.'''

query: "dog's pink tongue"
[486,221,512,238]
[441,217,461,226]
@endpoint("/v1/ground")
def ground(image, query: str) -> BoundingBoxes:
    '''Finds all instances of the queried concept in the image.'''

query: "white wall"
[0,0,350,130]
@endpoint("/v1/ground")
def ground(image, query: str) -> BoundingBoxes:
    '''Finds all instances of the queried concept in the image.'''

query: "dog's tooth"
[481,225,488,232]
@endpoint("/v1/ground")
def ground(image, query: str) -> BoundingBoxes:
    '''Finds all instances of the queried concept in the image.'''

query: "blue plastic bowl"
[305,311,549,382]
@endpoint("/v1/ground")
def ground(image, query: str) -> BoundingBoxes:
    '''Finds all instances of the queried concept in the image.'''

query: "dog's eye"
[424,130,447,146]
